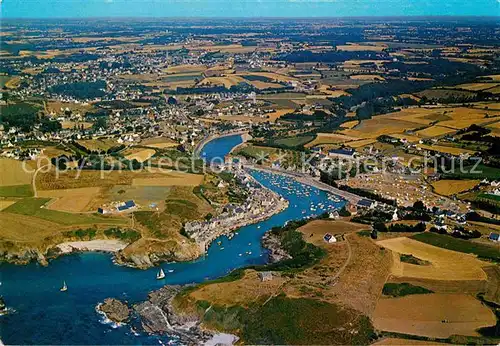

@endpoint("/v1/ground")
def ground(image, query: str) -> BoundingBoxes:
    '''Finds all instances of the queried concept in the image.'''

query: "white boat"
[156,268,166,280]
[168,269,174,273]
[60,281,68,292]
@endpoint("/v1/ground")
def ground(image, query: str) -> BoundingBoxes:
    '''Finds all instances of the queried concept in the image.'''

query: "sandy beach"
[56,240,128,253]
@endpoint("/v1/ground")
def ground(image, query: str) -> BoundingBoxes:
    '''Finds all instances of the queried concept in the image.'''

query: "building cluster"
[184,168,288,250]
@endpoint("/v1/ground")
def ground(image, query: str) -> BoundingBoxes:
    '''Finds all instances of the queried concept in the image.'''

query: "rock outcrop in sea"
[97,298,130,324]
[134,285,214,344]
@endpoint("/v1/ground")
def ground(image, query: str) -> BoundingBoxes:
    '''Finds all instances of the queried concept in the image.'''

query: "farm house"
[323,233,337,243]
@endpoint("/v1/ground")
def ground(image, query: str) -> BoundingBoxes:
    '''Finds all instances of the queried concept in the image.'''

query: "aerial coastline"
[1,14,499,346]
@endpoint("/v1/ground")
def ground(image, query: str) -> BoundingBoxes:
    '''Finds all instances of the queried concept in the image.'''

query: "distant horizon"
[1,0,499,19]
[2,15,500,20]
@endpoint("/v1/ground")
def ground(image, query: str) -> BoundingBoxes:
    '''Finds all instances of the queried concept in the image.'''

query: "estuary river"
[0,135,345,345]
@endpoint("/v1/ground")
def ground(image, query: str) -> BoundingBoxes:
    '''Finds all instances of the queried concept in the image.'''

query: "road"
[32,164,50,198]
[331,234,352,282]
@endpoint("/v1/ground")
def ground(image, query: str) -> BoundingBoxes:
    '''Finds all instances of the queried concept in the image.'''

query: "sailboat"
[156,268,165,280]
[60,281,68,292]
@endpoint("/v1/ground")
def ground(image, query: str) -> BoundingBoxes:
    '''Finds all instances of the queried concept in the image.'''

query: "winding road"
[32,164,50,198]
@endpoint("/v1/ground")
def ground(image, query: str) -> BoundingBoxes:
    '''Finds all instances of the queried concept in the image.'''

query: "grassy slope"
[200,295,375,345]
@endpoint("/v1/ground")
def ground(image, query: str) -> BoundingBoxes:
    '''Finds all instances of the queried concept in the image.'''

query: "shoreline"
[198,197,288,252]
[0,166,332,269]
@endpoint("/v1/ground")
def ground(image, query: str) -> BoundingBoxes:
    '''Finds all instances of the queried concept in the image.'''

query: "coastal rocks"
[0,247,48,266]
[0,296,7,315]
[262,231,292,263]
[134,285,213,344]
[97,298,130,324]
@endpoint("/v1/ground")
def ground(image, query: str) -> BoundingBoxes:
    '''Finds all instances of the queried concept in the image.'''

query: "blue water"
[0,135,345,345]
[199,134,243,163]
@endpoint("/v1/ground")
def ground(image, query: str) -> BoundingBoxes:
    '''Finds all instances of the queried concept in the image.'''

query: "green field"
[412,232,500,262]
[382,283,433,297]
[236,145,278,159]
[442,164,500,180]
[0,75,12,88]
[0,184,34,197]
[3,198,127,226]
[479,193,500,202]
[271,135,315,148]
[0,102,41,117]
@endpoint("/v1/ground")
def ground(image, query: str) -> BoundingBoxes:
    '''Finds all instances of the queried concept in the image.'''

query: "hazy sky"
[1,0,499,18]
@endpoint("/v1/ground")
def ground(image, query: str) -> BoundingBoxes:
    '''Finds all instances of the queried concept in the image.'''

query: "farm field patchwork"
[372,337,453,345]
[77,138,120,152]
[264,109,294,122]
[455,82,500,91]
[36,168,199,190]
[350,74,385,81]
[3,198,128,226]
[124,148,156,163]
[431,179,480,196]
[377,237,488,281]
[340,116,422,139]
[37,187,102,212]
[306,133,360,147]
[344,138,378,148]
[372,293,496,338]
[140,137,179,149]
[411,233,500,262]
[0,158,34,186]
[417,144,476,156]
[340,120,360,129]
[132,172,204,187]
[0,212,65,243]
[416,125,456,138]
